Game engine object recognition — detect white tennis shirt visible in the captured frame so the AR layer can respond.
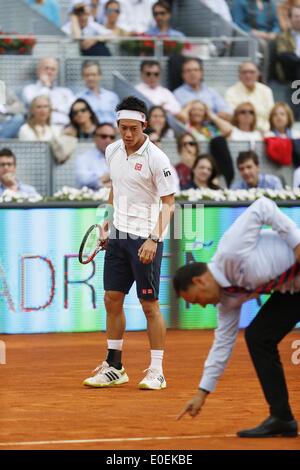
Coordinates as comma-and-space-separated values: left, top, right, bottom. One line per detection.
105, 135, 177, 237
200, 197, 300, 393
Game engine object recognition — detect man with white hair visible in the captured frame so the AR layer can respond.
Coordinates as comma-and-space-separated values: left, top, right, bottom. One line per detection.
22, 57, 75, 126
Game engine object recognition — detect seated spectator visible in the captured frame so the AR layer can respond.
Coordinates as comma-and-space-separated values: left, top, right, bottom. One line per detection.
225, 61, 275, 132
0, 90, 25, 138
231, 150, 283, 189
146, 1, 184, 37
0, 148, 40, 197
103, 0, 127, 36
228, 102, 263, 141
22, 57, 75, 127
18, 96, 61, 142
183, 154, 220, 190
174, 58, 232, 119
78, 60, 119, 124
64, 99, 99, 140
62, 1, 112, 56
264, 101, 300, 167
115, 0, 156, 33
25, 0, 61, 28
201, 0, 232, 23
147, 105, 175, 139
276, 6, 300, 82
231, 0, 280, 41
75, 122, 116, 189
135, 60, 181, 115
277, 0, 300, 31
175, 133, 200, 189
178, 100, 232, 142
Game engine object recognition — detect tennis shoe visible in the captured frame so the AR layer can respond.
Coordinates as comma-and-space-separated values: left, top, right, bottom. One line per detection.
83, 361, 129, 388
138, 368, 166, 390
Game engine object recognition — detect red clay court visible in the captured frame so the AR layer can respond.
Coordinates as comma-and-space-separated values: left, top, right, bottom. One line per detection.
0, 330, 299, 450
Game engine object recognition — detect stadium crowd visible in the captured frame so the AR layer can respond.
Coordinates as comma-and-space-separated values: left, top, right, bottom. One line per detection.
2, 0, 300, 197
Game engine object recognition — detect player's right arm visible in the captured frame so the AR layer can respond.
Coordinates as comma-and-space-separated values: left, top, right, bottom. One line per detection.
177, 305, 241, 420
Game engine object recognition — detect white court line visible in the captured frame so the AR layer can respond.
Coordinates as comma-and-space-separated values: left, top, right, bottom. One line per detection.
0, 434, 237, 447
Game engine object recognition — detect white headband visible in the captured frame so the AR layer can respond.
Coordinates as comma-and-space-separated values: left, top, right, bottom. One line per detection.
116, 110, 146, 122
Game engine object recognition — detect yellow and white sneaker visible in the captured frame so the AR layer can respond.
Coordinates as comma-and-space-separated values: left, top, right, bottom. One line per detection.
138, 368, 166, 390
83, 361, 129, 388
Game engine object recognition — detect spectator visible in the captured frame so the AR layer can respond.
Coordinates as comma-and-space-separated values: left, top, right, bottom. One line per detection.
103, 0, 127, 36
146, 1, 184, 37
62, 1, 112, 56
75, 122, 116, 189
231, 150, 283, 189
277, 0, 300, 31
174, 58, 232, 119
116, 0, 156, 33
147, 105, 175, 139
135, 60, 181, 115
18, 96, 61, 142
276, 6, 300, 82
0, 90, 25, 138
178, 100, 232, 142
0, 148, 40, 197
228, 102, 263, 141
22, 57, 75, 127
183, 154, 220, 190
231, 0, 280, 41
25, 0, 61, 28
265, 101, 300, 167
78, 60, 119, 124
201, 0, 232, 23
175, 133, 200, 189
225, 61, 275, 132
64, 98, 99, 140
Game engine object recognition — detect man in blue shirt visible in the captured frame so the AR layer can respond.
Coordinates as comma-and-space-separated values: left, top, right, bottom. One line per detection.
0, 148, 39, 197
231, 150, 283, 190
231, 0, 280, 41
75, 122, 116, 189
146, 0, 184, 37
174, 58, 232, 119
78, 60, 120, 125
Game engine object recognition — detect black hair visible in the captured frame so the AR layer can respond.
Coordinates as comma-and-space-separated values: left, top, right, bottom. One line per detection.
95, 122, 115, 132
153, 1, 172, 13
191, 153, 220, 190
237, 150, 259, 168
173, 262, 208, 296
147, 105, 170, 138
140, 60, 161, 73
69, 98, 99, 132
116, 96, 148, 119
182, 57, 203, 72
0, 147, 16, 164
105, 0, 120, 9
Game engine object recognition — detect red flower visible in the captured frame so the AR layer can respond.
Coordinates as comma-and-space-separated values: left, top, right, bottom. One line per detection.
0, 47, 5, 54
3, 38, 12, 44
143, 40, 154, 48
18, 47, 26, 54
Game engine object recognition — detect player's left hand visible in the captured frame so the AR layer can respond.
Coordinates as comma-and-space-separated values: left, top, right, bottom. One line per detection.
138, 239, 157, 264
294, 243, 300, 263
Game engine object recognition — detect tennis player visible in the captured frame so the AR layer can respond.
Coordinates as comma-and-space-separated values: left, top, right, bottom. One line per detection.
174, 197, 300, 437
84, 96, 177, 390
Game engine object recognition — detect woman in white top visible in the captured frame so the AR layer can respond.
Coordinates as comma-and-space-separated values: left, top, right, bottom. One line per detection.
18, 96, 61, 142
229, 102, 262, 142
265, 101, 300, 140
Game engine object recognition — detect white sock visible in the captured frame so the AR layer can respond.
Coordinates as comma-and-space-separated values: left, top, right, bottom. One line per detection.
107, 339, 123, 351
150, 350, 164, 372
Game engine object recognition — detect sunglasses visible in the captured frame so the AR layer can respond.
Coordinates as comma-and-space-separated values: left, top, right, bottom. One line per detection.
95, 133, 115, 139
144, 71, 160, 77
238, 109, 255, 115
106, 8, 120, 14
72, 107, 88, 116
183, 141, 197, 147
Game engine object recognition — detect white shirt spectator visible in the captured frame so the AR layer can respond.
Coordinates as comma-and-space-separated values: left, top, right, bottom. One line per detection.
18, 123, 61, 141
22, 81, 75, 127
106, 135, 177, 237
62, 15, 112, 37
201, 0, 232, 23
135, 82, 181, 115
117, 0, 156, 33
230, 127, 262, 142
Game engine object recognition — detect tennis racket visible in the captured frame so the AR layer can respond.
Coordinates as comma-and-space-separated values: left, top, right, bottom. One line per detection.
78, 204, 111, 264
